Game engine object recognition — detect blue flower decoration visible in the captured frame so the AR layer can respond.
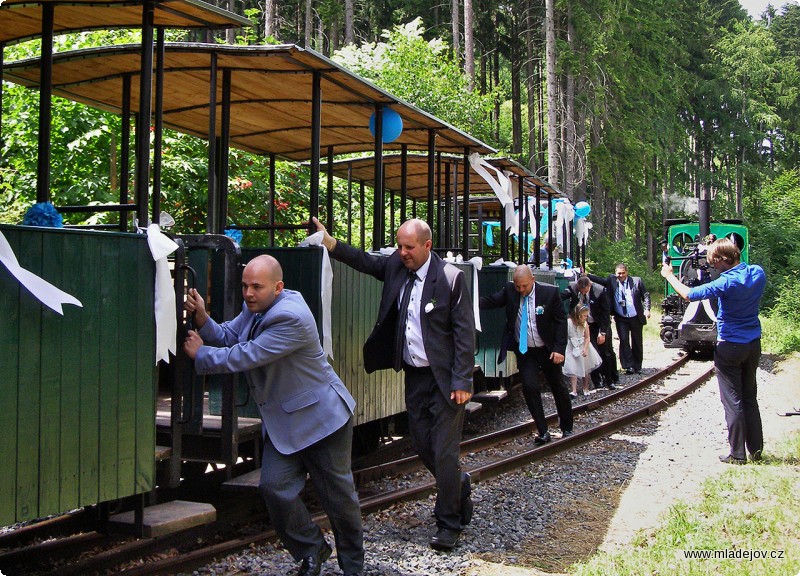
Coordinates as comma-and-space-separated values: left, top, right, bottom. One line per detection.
535, 305, 545, 315
23, 202, 63, 228
224, 227, 243, 244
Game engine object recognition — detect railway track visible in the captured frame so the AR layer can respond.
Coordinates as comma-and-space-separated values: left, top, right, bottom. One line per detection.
0, 354, 713, 576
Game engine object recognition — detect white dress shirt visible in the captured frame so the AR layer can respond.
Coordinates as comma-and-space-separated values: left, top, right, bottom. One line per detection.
401, 253, 432, 367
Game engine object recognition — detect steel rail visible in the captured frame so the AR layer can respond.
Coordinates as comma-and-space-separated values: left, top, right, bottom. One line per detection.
87, 355, 708, 576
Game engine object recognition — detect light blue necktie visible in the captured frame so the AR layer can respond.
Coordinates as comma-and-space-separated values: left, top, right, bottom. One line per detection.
519, 296, 528, 353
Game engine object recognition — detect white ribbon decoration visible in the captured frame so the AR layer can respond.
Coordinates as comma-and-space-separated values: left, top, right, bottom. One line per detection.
299, 232, 334, 360
468, 256, 483, 332
468, 153, 517, 237
554, 202, 575, 253
0, 230, 83, 315
678, 299, 718, 329
146, 224, 179, 364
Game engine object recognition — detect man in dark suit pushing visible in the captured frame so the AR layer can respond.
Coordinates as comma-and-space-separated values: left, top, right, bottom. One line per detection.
480, 265, 572, 444
313, 217, 474, 552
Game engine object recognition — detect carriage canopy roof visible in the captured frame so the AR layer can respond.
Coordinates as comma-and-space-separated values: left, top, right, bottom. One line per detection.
0, 0, 251, 46
2, 42, 497, 162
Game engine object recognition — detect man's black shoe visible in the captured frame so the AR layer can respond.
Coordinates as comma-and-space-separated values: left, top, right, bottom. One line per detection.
750, 450, 763, 462
534, 431, 551, 445
429, 527, 460, 551
298, 542, 332, 576
561, 429, 574, 438
625, 367, 635, 375
719, 454, 747, 465
605, 383, 617, 390
460, 472, 473, 525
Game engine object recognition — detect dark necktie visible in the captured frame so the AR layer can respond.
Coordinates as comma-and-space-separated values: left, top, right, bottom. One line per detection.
519, 296, 529, 353
394, 271, 418, 371
248, 312, 264, 340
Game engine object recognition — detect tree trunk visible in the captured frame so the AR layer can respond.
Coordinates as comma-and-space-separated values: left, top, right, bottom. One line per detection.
493, 35, 500, 143
264, 0, 278, 40
464, 0, 474, 90
511, 42, 522, 155
452, 0, 460, 60
304, 0, 313, 48
344, 0, 355, 45
564, 6, 575, 199
545, 0, 559, 187
525, 0, 538, 172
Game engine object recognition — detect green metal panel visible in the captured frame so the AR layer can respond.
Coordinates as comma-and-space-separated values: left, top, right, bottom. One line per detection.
665, 222, 750, 295
476, 265, 517, 381
0, 225, 156, 526
0, 229, 20, 525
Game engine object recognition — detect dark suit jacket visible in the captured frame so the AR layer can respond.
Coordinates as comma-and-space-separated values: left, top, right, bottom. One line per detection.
330, 242, 475, 400
588, 273, 650, 324
561, 281, 611, 334
480, 280, 567, 364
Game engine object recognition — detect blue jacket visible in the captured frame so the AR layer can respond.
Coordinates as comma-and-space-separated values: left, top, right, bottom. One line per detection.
687, 263, 766, 343
194, 289, 356, 455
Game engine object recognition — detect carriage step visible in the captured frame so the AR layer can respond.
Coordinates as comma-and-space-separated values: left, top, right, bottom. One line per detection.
472, 389, 508, 403
155, 445, 172, 461
465, 401, 483, 415
221, 469, 261, 492
109, 501, 216, 538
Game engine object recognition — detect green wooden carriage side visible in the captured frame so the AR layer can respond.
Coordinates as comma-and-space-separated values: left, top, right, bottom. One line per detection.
0, 225, 157, 526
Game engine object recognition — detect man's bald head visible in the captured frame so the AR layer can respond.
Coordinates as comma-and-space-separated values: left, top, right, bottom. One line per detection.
513, 265, 535, 297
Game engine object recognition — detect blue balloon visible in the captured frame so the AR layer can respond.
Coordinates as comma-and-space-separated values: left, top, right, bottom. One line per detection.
369, 107, 403, 143
575, 201, 591, 218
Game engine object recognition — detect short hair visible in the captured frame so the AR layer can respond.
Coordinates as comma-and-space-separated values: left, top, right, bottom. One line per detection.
400, 218, 432, 244
615, 263, 628, 272
706, 237, 740, 267
576, 277, 591, 290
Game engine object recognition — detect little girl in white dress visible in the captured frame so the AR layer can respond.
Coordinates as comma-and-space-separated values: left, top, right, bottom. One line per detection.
563, 304, 603, 397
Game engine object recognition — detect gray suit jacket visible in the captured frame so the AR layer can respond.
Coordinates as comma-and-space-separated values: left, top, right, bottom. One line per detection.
330, 242, 475, 402
193, 289, 355, 455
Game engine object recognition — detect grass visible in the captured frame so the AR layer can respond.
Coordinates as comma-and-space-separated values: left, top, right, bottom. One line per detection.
570, 432, 800, 576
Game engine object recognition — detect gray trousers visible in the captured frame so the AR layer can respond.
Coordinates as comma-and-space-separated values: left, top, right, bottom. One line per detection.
259, 416, 364, 574
714, 339, 764, 460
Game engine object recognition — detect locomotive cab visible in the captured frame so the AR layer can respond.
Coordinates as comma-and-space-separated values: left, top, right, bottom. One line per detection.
659, 222, 749, 352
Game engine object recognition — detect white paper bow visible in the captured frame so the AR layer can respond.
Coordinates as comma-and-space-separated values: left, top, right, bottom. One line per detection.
469, 153, 517, 237
299, 231, 333, 359
146, 224, 179, 364
0, 230, 83, 315
468, 256, 483, 332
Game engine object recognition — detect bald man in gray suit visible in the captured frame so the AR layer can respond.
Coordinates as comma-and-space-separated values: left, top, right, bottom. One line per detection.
184, 255, 364, 576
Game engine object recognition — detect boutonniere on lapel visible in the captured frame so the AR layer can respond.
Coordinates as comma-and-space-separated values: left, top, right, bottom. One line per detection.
535, 305, 545, 315
425, 298, 437, 313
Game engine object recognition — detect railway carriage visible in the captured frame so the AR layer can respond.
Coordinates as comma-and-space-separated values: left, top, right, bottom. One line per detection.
0, 1, 574, 538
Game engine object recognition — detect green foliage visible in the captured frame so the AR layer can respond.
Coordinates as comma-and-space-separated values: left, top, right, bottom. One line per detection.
332, 18, 497, 145
586, 236, 662, 298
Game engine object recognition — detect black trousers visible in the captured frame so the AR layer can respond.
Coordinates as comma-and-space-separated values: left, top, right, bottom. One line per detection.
615, 316, 644, 371
404, 366, 467, 532
588, 323, 604, 387
589, 323, 618, 385
515, 346, 573, 435
714, 339, 763, 459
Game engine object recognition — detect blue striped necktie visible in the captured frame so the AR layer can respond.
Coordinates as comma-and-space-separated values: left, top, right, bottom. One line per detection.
519, 296, 528, 353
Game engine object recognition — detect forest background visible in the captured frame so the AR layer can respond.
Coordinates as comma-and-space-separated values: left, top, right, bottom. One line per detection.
1, 0, 800, 352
